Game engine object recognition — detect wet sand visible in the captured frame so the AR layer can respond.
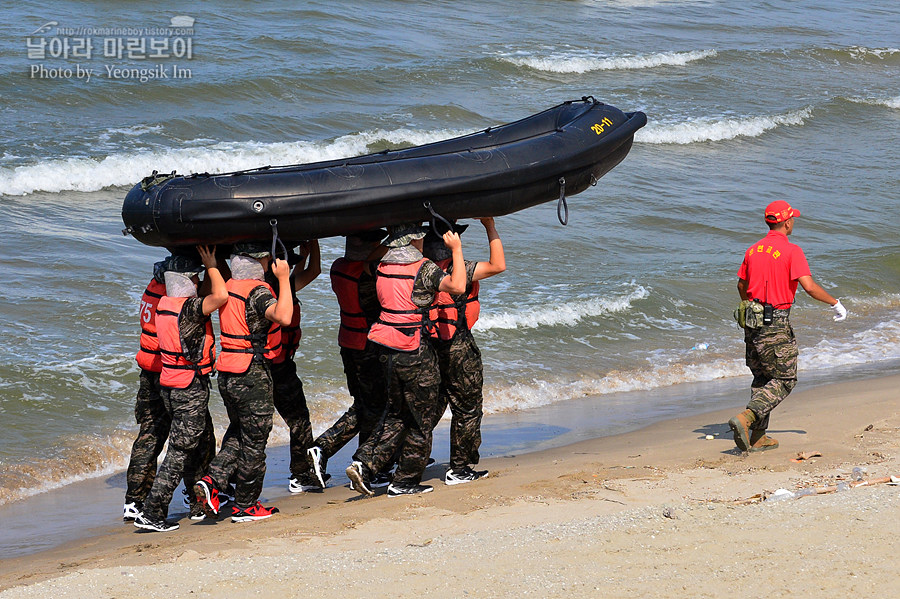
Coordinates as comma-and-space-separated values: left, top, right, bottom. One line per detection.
2, 372, 899, 598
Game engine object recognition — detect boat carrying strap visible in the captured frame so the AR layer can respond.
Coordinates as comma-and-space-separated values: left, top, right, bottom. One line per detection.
557, 177, 568, 225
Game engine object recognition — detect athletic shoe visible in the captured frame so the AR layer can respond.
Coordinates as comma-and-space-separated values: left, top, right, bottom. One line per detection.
387, 482, 433, 497
221, 483, 236, 506
188, 501, 207, 521
346, 461, 374, 496
231, 501, 279, 523
123, 501, 142, 522
289, 472, 324, 493
307, 445, 327, 488
194, 475, 220, 517
134, 513, 180, 532
445, 466, 489, 486
181, 488, 192, 509
370, 472, 392, 489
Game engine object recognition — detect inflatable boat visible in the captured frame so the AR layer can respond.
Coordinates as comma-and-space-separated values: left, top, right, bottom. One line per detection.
122, 97, 646, 249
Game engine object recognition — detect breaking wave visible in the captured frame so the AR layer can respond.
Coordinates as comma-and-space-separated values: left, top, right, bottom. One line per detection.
635, 107, 813, 144
499, 49, 716, 73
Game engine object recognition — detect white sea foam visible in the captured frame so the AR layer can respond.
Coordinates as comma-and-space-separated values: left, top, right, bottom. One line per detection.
848, 95, 900, 110
482, 316, 900, 414
635, 107, 813, 144
501, 49, 716, 74
0, 128, 469, 196
475, 285, 650, 330
846, 46, 900, 60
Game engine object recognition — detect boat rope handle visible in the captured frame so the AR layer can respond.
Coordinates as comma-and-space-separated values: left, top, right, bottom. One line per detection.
269, 219, 289, 262
423, 201, 455, 234
557, 177, 569, 226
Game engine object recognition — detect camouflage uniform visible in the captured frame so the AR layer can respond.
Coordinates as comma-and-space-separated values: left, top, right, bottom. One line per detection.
315, 344, 387, 461
124, 369, 170, 505
141, 298, 216, 521
430, 260, 485, 471
271, 358, 314, 478
206, 285, 277, 509
433, 329, 484, 470
354, 256, 446, 486
315, 268, 387, 462
744, 310, 798, 430
211, 362, 275, 507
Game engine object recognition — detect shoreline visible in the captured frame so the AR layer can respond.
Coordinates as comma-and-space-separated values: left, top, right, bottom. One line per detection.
2, 370, 900, 596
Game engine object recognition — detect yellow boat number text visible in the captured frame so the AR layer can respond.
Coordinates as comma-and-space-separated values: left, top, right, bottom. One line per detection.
591, 118, 614, 135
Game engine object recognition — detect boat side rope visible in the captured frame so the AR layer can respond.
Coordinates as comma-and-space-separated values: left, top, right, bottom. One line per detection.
423, 201, 456, 234
557, 177, 568, 225
269, 219, 289, 261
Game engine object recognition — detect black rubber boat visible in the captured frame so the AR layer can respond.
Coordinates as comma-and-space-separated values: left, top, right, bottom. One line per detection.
122, 97, 646, 250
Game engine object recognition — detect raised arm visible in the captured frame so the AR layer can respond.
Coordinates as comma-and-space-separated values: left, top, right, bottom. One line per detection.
438, 231, 466, 295
198, 245, 228, 315
472, 217, 506, 282
265, 258, 295, 326
292, 240, 321, 291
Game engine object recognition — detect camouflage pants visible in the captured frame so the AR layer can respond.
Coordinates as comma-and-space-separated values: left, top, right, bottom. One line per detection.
433, 331, 484, 470
314, 344, 388, 463
745, 316, 798, 430
142, 375, 215, 520
354, 341, 440, 486
125, 369, 171, 504
271, 359, 313, 479
209, 363, 274, 509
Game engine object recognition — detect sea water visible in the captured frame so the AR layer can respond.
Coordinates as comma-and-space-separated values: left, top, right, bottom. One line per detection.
1, 0, 898, 510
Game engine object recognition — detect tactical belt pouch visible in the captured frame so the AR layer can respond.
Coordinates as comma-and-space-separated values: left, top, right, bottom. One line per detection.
734, 300, 765, 329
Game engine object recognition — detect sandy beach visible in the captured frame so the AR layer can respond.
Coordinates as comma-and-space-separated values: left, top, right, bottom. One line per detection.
1, 372, 898, 598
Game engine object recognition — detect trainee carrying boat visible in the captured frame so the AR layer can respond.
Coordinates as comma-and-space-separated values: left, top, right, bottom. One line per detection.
121, 97, 646, 250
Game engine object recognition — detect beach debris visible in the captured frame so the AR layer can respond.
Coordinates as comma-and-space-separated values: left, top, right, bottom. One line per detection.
662, 506, 677, 519
765, 488, 795, 502
864, 424, 874, 432
887, 476, 900, 486
790, 450, 822, 462
705, 435, 715, 440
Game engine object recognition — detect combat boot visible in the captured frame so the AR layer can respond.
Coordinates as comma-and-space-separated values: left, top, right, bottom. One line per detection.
728, 409, 757, 452
749, 429, 779, 452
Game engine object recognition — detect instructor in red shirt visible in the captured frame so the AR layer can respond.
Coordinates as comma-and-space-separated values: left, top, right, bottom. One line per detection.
729, 201, 847, 453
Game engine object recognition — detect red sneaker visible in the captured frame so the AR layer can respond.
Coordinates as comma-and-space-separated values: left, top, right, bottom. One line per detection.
193, 476, 220, 517
231, 501, 279, 523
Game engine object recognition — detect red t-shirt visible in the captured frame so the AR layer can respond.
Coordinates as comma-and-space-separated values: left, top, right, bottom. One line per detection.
737, 230, 810, 308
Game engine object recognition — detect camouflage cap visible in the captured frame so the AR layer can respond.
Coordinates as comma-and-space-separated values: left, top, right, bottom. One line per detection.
384, 223, 427, 248
232, 241, 272, 259
165, 254, 203, 277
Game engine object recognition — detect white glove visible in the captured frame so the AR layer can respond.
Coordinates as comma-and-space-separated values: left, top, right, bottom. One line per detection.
832, 299, 847, 322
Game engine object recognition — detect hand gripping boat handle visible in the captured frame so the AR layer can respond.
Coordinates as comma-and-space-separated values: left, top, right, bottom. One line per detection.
269, 219, 289, 262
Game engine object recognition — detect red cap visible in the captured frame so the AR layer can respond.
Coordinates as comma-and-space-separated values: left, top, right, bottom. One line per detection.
764, 200, 800, 224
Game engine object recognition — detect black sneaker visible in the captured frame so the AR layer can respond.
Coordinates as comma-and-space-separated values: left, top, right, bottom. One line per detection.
387, 482, 433, 497
188, 501, 207, 521
123, 500, 142, 522
370, 471, 392, 488
346, 461, 374, 496
134, 513, 180, 532
289, 472, 324, 494
445, 466, 489, 486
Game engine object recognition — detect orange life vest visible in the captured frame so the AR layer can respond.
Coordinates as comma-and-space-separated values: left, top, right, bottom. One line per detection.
272, 299, 301, 364
331, 258, 370, 350
156, 296, 216, 389
367, 259, 428, 352
136, 279, 166, 372
428, 258, 480, 341
216, 278, 282, 374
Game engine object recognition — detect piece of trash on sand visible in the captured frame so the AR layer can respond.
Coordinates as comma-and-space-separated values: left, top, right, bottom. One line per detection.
791, 450, 822, 462
887, 476, 900, 486
765, 488, 795, 502
705, 434, 715, 440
